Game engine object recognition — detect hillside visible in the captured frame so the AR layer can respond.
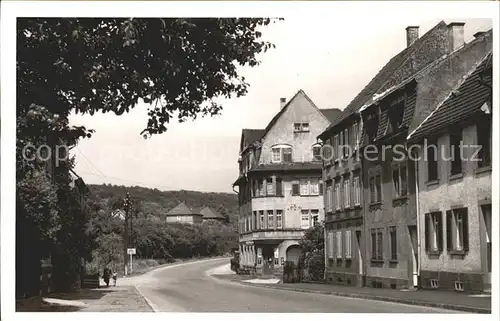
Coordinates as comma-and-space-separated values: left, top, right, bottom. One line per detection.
88, 184, 239, 229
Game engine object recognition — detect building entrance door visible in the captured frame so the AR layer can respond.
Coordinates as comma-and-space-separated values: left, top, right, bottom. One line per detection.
482, 204, 492, 288
262, 246, 275, 276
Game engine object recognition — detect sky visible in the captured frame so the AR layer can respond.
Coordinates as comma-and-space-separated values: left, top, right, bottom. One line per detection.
69, 15, 492, 194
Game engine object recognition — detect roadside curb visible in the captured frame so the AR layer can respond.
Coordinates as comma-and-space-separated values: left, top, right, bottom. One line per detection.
233, 282, 491, 314
134, 285, 159, 312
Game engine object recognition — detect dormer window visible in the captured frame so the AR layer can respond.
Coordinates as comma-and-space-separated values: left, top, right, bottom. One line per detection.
272, 145, 293, 163
388, 96, 405, 131
365, 113, 379, 143
294, 123, 310, 132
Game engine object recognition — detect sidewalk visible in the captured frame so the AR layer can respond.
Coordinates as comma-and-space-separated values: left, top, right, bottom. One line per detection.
16, 286, 153, 312
213, 274, 491, 313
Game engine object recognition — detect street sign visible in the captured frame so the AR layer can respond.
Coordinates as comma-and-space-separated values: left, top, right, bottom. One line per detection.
127, 248, 136, 255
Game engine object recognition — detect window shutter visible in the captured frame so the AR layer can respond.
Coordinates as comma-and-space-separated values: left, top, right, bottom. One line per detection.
446, 210, 452, 251
437, 213, 443, 251
463, 210, 469, 252
425, 214, 430, 252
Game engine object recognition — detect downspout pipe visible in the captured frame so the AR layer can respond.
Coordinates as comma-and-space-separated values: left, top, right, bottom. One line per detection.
412, 145, 421, 288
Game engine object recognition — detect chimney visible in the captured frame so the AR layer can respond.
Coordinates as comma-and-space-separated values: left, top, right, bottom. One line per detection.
473, 31, 485, 39
406, 26, 419, 47
448, 22, 465, 52
280, 97, 286, 109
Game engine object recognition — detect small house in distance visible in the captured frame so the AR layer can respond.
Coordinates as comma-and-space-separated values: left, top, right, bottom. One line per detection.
165, 202, 203, 225
200, 206, 226, 223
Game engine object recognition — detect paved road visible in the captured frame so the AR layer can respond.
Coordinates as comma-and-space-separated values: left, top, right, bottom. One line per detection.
122, 258, 457, 313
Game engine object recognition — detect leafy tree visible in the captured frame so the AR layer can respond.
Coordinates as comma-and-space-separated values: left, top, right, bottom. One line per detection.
17, 18, 278, 295
299, 222, 325, 282
17, 18, 280, 137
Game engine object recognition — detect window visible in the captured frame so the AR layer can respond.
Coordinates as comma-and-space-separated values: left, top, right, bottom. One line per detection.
301, 210, 310, 229
335, 182, 341, 210
339, 131, 344, 159
392, 164, 407, 198
365, 114, 379, 143
388, 97, 405, 131
353, 122, 360, 150
323, 139, 333, 160
371, 228, 383, 261
313, 145, 322, 162
272, 146, 293, 163
276, 210, 283, 228
276, 178, 283, 196
449, 130, 463, 175
266, 178, 274, 196
343, 128, 349, 158
477, 115, 492, 168
345, 230, 352, 259
425, 212, 443, 252
326, 184, 332, 212
283, 148, 292, 162
311, 209, 319, 225
334, 134, 339, 160
427, 138, 438, 181
294, 123, 309, 132
272, 148, 281, 163
446, 208, 469, 252
292, 182, 300, 196
267, 210, 274, 229
344, 179, 351, 208
353, 176, 361, 206
259, 211, 265, 229
336, 231, 342, 259
389, 226, 397, 260
369, 174, 382, 203
253, 211, 257, 230
259, 179, 265, 197
300, 179, 309, 196
319, 181, 324, 195
310, 178, 319, 195
328, 232, 334, 259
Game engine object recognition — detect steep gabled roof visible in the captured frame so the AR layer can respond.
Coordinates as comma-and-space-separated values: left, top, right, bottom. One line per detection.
319, 21, 448, 139
261, 89, 328, 140
240, 128, 265, 153
408, 51, 492, 142
319, 108, 342, 122
200, 207, 224, 219
166, 202, 195, 216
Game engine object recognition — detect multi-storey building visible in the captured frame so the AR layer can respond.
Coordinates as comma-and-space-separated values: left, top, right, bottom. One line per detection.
407, 37, 492, 292
233, 90, 340, 276
359, 25, 491, 290
318, 21, 457, 288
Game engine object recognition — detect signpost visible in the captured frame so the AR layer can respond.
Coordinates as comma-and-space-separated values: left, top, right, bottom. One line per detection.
127, 248, 136, 274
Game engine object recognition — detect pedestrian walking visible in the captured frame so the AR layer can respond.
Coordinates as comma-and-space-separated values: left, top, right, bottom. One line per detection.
103, 267, 111, 287
112, 271, 117, 286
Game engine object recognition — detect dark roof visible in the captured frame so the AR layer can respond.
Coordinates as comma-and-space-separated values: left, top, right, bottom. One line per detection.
319, 108, 342, 122
200, 207, 224, 219
166, 202, 202, 216
407, 29, 492, 139
409, 52, 492, 141
241, 129, 265, 151
249, 162, 323, 173
319, 21, 448, 139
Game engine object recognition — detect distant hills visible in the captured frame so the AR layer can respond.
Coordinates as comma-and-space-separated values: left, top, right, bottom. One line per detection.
88, 184, 239, 230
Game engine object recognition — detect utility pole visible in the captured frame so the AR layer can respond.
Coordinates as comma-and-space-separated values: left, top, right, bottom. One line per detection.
123, 192, 133, 276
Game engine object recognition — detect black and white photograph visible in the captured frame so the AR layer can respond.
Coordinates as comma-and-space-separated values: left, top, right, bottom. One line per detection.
1, 0, 499, 318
